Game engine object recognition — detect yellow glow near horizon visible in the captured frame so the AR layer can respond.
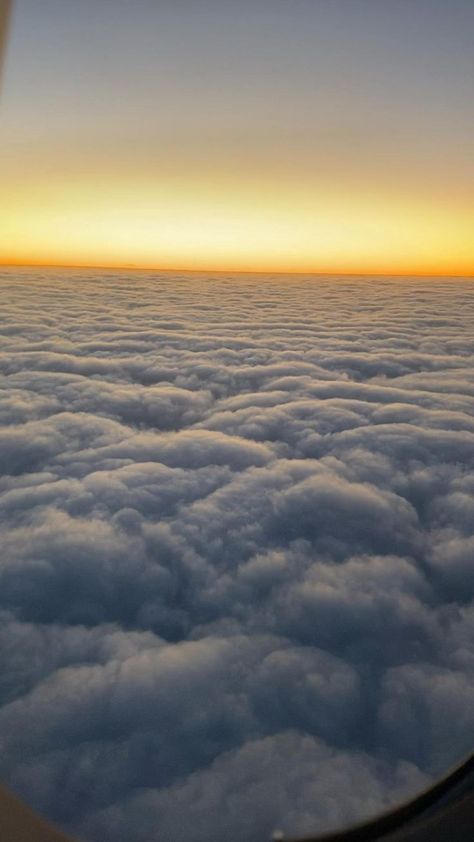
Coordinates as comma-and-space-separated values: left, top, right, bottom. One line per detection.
1, 169, 473, 275
2, 3, 474, 276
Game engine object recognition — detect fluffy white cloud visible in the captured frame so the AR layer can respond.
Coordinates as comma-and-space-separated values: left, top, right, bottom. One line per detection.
0, 269, 473, 841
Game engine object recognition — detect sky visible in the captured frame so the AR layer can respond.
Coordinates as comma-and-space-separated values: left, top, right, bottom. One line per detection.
0, 0, 473, 273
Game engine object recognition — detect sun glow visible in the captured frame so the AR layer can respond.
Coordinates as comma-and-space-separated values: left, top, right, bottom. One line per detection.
1, 0, 473, 276
1, 171, 473, 274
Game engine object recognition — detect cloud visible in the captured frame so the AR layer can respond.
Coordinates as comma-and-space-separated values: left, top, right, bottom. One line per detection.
78, 733, 427, 842
0, 269, 473, 841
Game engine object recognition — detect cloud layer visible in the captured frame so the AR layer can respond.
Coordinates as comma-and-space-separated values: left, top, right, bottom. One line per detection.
0, 269, 473, 841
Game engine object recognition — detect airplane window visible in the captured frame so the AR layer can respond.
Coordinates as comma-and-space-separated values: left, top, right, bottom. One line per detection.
0, 2, 473, 841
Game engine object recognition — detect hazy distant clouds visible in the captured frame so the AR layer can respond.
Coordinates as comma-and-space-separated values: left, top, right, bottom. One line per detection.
0, 270, 473, 841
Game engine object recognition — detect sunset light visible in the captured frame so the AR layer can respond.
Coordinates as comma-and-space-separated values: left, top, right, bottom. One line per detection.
1, 0, 473, 274
2, 173, 474, 275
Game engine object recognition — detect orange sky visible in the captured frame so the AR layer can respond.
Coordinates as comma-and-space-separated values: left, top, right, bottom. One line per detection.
1, 1, 473, 275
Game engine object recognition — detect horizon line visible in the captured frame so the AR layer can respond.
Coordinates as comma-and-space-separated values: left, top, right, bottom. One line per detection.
1, 261, 473, 279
